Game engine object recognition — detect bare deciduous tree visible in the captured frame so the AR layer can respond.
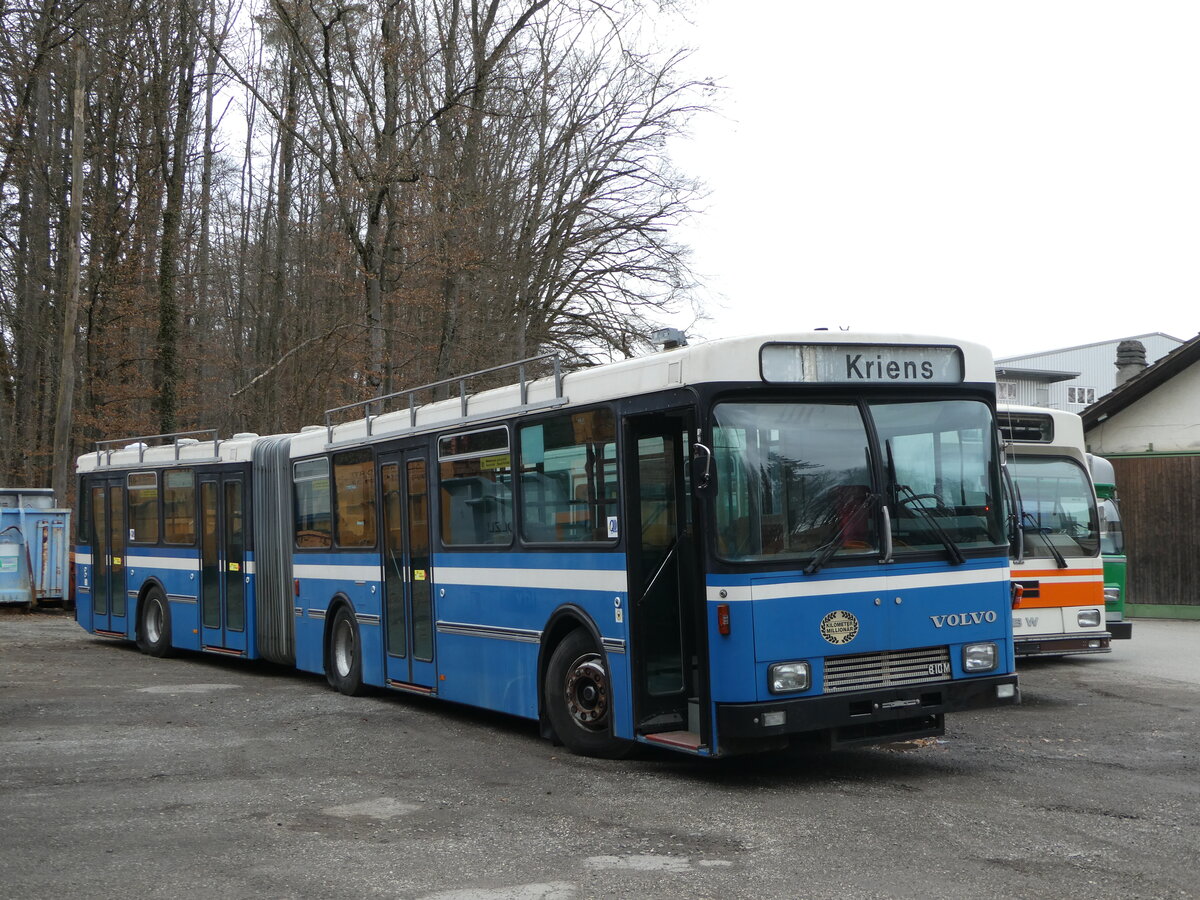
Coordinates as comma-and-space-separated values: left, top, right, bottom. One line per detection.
0, 0, 711, 494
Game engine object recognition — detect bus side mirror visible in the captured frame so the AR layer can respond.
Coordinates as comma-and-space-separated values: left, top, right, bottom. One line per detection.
692, 443, 717, 497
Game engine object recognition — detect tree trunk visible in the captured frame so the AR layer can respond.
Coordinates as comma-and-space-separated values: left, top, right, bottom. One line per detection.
51, 38, 87, 505
155, 0, 197, 435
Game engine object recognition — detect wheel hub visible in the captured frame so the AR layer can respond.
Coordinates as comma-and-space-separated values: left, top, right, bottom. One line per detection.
565, 654, 608, 731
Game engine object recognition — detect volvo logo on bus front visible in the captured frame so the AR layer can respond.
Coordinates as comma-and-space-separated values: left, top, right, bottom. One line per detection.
930, 611, 998, 628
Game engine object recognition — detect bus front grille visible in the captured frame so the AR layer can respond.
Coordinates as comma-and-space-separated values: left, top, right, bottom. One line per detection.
823, 646, 952, 693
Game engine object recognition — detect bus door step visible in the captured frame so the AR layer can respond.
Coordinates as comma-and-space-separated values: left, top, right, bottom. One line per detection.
387, 679, 436, 696
203, 645, 247, 657
642, 731, 703, 752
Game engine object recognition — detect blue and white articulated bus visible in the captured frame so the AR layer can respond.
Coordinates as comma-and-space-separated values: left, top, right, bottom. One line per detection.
74, 331, 1018, 758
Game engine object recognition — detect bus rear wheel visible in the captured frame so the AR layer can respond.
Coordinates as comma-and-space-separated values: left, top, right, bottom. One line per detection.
545, 629, 632, 759
137, 587, 175, 658
327, 606, 366, 696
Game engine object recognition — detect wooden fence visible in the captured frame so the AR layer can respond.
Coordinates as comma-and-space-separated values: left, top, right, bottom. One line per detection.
1110, 454, 1200, 608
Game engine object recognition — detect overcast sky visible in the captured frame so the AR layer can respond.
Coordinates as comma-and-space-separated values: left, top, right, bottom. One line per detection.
665, 1, 1198, 359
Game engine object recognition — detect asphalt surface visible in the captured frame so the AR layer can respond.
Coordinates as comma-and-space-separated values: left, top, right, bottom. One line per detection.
1, 613, 1197, 899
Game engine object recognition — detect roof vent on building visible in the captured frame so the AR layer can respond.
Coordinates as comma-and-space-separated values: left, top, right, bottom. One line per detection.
1115, 339, 1148, 387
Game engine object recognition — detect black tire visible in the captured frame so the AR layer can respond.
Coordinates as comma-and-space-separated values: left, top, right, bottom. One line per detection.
544, 629, 633, 759
327, 605, 366, 696
137, 587, 175, 658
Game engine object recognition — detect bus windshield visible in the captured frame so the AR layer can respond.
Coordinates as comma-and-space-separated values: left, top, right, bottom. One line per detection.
1010, 456, 1100, 558
712, 398, 1004, 563
871, 399, 1004, 555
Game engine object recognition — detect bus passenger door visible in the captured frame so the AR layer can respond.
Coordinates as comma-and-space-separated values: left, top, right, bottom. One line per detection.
380, 452, 437, 690
90, 479, 128, 636
199, 474, 247, 654
624, 410, 700, 737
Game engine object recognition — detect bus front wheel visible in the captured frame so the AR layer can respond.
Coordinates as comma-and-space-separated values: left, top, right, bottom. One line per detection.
327, 606, 366, 696
545, 629, 632, 759
137, 587, 175, 658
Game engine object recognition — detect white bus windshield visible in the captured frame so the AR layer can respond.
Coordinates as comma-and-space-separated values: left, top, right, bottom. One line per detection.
712, 399, 1004, 563
1010, 457, 1101, 559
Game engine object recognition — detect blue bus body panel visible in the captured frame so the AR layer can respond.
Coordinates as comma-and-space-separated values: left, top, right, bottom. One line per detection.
707, 558, 1012, 704
126, 547, 203, 649
74, 545, 92, 631
75, 544, 262, 657
241, 550, 258, 657
293, 552, 383, 679
435, 552, 631, 735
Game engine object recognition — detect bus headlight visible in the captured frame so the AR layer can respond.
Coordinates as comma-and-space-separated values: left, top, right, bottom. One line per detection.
768, 661, 811, 694
1103, 586, 1121, 604
962, 642, 998, 673
1077, 609, 1102, 628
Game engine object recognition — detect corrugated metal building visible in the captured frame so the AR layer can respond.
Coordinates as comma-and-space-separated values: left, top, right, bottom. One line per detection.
995, 333, 1186, 409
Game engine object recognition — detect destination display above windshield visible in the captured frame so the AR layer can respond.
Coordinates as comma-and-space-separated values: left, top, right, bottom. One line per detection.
761, 343, 964, 384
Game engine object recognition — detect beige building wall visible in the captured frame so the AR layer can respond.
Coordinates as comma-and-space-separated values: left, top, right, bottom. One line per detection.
1085, 364, 1200, 455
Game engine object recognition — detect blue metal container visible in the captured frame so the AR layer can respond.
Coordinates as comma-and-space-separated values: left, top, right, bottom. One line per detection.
0, 489, 72, 607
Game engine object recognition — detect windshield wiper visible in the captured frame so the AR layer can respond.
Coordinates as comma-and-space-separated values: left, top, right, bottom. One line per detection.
1021, 511, 1068, 568
884, 439, 964, 566
894, 482, 966, 566
804, 492, 879, 576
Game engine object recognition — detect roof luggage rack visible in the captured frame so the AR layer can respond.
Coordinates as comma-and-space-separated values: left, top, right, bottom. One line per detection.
93, 429, 220, 467
322, 353, 566, 443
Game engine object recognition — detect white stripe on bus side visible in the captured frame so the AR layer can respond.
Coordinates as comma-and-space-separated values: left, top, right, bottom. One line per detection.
434, 566, 628, 593
126, 555, 200, 572
293, 563, 381, 582
711, 567, 1012, 603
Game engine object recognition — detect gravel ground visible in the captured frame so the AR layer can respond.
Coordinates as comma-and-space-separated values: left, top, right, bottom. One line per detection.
2, 612, 1197, 900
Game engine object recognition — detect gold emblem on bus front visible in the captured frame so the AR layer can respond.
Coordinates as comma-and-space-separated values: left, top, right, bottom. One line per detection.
820, 610, 859, 645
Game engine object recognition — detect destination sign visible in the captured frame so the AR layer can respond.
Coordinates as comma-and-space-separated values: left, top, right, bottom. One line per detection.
761, 343, 963, 384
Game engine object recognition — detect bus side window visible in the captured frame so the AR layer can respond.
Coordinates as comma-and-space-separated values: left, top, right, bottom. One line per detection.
162, 469, 196, 544
438, 427, 513, 547
518, 408, 617, 543
440, 470, 512, 545
127, 472, 159, 543
294, 458, 332, 549
333, 449, 376, 548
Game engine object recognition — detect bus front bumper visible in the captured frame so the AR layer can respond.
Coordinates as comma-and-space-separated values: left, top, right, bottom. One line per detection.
1015, 633, 1111, 657
715, 673, 1019, 748
1108, 620, 1133, 640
